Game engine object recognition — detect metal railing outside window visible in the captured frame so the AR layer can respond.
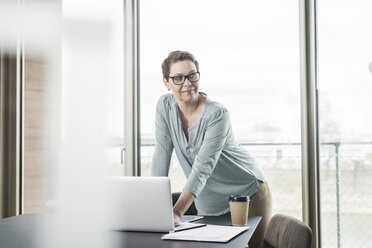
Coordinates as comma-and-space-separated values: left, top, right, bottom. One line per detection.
140, 140, 372, 247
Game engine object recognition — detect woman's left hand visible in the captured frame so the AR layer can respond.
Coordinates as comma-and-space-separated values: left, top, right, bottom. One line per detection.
173, 190, 196, 223
173, 212, 181, 224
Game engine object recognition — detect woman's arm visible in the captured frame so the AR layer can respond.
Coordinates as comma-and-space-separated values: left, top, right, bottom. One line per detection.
151, 99, 174, 176
184, 109, 231, 197
173, 109, 231, 220
173, 190, 195, 223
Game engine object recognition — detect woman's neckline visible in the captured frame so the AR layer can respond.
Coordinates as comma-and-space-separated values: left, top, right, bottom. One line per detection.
175, 93, 207, 141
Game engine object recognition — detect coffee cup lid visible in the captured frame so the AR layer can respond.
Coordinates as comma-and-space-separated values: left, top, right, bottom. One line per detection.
229, 195, 250, 202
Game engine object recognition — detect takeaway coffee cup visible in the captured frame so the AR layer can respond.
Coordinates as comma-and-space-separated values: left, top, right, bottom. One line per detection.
229, 195, 250, 226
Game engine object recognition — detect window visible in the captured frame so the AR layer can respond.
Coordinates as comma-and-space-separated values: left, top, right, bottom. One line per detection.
22, 0, 125, 214
140, 0, 302, 219
318, 1, 372, 247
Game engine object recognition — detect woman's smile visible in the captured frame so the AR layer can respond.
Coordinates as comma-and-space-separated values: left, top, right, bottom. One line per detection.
181, 88, 195, 93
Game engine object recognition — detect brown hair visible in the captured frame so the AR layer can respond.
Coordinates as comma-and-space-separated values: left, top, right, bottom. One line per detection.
161, 51, 199, 81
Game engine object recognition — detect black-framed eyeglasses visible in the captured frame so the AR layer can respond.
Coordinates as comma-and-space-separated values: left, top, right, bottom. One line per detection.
168, 72, 200, 85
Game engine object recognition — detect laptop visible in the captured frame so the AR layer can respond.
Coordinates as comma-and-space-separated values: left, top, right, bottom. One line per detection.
104, 176, 175, 232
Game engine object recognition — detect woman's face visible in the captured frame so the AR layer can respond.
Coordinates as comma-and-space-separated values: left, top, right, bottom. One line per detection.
164, 60, 199, 104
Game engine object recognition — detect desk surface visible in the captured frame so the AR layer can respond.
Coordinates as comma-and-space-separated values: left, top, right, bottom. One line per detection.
0, 214, 261, 248
118, 215, 261, 248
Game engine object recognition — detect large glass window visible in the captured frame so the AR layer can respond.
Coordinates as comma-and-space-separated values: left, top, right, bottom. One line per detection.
140, 0, 302, 218
22, 0, 125, 214
318, 1, 372, 247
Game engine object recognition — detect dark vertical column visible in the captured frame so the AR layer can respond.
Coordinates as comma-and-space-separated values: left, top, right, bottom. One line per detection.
299, 0, 320, 247
0, 50, 22, 219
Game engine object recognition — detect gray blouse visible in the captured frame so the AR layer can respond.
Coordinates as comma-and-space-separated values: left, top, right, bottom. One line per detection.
151, 93, 266, 216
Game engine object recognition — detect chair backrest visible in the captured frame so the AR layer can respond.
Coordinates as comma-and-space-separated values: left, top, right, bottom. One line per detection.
261, 214, 313, 248
172, 192, 198, 215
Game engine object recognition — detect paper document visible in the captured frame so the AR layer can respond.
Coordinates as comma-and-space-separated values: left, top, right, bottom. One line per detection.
162, 224, 249, 242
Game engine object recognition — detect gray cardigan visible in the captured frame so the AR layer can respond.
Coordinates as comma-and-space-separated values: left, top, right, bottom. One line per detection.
151, 93, 266, 215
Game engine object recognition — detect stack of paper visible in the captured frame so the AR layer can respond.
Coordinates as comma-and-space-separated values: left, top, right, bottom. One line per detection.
162, 224, 249, 243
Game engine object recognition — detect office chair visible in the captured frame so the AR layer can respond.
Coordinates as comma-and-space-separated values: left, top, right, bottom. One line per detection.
261, 214, 313, 248
171, 192, 198, 215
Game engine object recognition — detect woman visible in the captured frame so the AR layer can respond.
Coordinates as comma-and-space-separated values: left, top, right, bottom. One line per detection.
151, 51, 271, 248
